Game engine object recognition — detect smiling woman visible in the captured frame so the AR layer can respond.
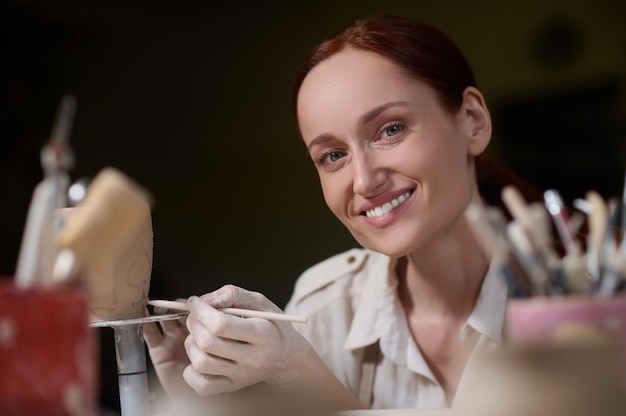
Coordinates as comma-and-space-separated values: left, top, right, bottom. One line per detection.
296, 47, 491, 258
144, 14, 543, 413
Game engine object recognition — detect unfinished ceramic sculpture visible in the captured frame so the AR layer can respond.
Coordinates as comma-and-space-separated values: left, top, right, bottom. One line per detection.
55, 168, 153, 321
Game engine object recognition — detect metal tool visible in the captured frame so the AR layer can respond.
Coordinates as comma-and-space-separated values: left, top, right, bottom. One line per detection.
15, 95, 76, 287
90, 312, 187, 416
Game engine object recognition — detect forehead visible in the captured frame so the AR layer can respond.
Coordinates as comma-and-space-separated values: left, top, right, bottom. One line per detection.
297, 48, 432, 138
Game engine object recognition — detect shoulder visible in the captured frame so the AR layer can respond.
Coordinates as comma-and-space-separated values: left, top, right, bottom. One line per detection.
288, 247, 374, 307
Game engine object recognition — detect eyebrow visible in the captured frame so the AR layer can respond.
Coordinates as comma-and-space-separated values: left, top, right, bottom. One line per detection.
306, 101, 409, 151
307, 134, 332, 152
359, 101, 408, 125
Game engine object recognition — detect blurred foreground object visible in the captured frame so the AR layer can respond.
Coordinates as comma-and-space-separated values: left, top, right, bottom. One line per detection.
0, 280, 98, 415
459, 343, 626, 416
506, 294, 626, 377
153, 383, 335, 416
15, 95, 76, 287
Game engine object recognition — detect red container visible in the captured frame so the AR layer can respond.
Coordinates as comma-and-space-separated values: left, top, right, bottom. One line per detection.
506, 294, 626, 378
0, 279, 98, 415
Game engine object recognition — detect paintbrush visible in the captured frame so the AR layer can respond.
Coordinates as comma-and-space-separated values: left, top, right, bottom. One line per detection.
464, 203, 532, 297
544, 189, 589, 293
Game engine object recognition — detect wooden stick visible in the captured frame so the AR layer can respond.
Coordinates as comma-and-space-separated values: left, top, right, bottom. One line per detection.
147, 299, 307, 324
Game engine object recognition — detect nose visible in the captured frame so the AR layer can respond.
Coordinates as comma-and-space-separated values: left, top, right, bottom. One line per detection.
352, 150, 386, 197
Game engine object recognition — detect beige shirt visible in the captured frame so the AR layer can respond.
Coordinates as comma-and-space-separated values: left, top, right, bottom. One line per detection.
284, 248, 508, 410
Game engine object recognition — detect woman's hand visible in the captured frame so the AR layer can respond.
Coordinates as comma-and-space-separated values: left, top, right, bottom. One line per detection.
182, 285, 312, 395
144, 309, 196, 398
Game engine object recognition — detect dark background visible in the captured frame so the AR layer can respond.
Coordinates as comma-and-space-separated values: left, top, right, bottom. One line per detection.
1, 0, 625, 413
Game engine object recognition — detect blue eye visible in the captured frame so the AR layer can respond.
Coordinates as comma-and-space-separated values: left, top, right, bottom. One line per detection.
316, 149, 345, 167
384, 124, 402, 137
328, 151, 343, 162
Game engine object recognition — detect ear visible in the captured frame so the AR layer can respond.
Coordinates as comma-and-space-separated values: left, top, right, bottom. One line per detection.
457, 86, 492, 156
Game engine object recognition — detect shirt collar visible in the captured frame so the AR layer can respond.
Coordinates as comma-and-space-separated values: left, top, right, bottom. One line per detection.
462, 261, 509, 345
344, 251, 396, 350
343, 252, 508, 350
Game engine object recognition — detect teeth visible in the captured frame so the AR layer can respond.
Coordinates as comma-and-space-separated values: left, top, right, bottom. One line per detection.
365, 192, 411, 218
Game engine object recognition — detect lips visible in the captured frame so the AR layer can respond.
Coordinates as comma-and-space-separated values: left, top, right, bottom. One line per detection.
361, 191, 413, 218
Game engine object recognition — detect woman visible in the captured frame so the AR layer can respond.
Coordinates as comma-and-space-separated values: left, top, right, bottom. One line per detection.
145, 14, 529, 410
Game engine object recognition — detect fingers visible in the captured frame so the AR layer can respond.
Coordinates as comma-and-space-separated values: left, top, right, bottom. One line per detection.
187, 296, 276, 345
200, 285, 282, 313
185, 298, 281, 379
185, 335, 238, 375
150, 304, 188, 336
143, 321, 163, 349
144, 306, 189, 356
180, 287, 310, 395
183, 364, 241, 395
160, 315, 188, 335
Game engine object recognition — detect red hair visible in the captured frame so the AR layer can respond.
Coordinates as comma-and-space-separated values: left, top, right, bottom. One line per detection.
292, 15, 546, 213
292, 15, 476, 116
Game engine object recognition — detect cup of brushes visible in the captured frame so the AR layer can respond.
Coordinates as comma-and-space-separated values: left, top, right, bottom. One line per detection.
463, 183, 626, 415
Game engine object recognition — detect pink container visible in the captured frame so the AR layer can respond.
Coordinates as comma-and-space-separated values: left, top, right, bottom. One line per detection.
0, 279, 98, 415
506, 294, 626, 377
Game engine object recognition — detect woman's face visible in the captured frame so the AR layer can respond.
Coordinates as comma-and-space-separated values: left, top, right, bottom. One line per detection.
297, 48, 487, 257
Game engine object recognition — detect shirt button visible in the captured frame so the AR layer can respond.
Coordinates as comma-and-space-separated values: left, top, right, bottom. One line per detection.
347, 256, 356, 264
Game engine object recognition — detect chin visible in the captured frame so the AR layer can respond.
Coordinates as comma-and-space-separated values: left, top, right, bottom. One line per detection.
354, 235, 416, 258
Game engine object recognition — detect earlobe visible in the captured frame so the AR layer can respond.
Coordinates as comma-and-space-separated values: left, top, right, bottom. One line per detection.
460, 87, 492, 156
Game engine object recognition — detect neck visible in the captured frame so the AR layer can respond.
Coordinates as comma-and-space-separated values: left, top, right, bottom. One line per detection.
397, 216, 490, 318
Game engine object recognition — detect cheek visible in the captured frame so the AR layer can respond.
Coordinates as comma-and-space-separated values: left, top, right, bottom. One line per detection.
415, 132, 469, 175
320, 176, 348, 219
395, 142, 440, 178
404, 137, 472, 203
422, 142, 475, 206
